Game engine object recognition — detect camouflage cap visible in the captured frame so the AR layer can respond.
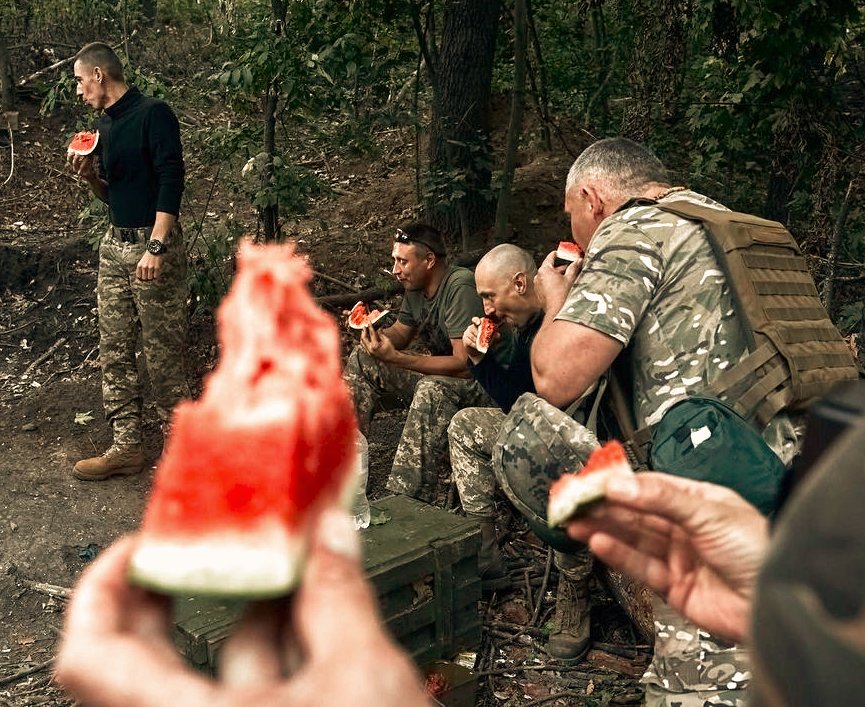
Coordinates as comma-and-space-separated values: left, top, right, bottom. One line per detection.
492, 392, 600, 553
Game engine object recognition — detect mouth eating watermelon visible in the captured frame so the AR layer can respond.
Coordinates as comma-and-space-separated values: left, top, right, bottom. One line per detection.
67, 130, 99, 156
347, 300, 389, 329
546, 440, 634, 527
129, 240, 359, 598
475, 317, 497, 354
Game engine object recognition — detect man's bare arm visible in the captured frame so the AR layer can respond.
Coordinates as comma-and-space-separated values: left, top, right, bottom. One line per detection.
362, 327, 471, 378
379, 320, 414, 350
531, 318, 622, 408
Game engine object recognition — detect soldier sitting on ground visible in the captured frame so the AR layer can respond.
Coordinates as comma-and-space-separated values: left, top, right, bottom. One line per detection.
343, 222, 492, 503
448, 243, 581, 594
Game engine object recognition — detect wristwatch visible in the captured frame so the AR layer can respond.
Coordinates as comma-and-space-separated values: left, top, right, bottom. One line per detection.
146, 239, 168, 255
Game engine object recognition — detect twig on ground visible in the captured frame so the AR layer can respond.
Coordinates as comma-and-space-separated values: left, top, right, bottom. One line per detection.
0, 659, 54, 687
23, 580, 71, 600
21, 338, 67, 379
524, 568, 534, 617
532, 547, 553, 626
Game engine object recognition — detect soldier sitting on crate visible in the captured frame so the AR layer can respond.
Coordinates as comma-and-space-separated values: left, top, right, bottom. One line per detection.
493, 137, 857, 679
343, 222, 493, 504
448, 244, 586, 592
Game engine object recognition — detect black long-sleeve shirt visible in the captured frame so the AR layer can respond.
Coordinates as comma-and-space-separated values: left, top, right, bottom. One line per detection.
96, 86, 185, 227
468, 311, 542, 413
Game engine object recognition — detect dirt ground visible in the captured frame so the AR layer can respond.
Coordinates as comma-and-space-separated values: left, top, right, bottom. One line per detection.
0, 95, 651, 705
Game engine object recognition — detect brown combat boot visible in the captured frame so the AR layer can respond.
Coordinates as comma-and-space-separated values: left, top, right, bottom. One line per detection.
546, 550, 592, 661
469, 514, 510, 593
73, 444, 145, 481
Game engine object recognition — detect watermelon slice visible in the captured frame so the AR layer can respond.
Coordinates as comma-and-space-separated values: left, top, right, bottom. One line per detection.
475, 317, 497, 354
129, 240, 359, 598
554, 240, 585, 268
546, 440, 634, 527
67, 130, 99, 156
347, 300, 390, 330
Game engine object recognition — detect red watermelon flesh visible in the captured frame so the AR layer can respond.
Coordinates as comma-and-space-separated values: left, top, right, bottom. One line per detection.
67, 130, 99, 156
347, 300, 389, 329
546, 440, 633, 527
130, 240, 359, 598
475, 317, 497, 354
556, 241, 586, 263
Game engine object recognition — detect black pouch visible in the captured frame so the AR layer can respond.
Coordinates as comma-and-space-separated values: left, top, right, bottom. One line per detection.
649, 396, 788, 516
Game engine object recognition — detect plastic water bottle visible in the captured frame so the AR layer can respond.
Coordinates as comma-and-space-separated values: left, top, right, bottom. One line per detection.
352, 432, 371, 529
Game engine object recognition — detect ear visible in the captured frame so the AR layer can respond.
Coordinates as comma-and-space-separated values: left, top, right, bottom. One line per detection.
425, 251, 436, 270
582, 185, 605, 217
513, 272, 527, 295
93, 66, 104, 83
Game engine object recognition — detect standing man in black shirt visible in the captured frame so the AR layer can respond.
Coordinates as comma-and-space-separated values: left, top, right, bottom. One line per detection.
68, 42, 189, 480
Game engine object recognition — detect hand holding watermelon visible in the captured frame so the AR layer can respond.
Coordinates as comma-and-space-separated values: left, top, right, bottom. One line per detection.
535, 249, 583, 314
463, 316, 498, 363
55, 509, 430, 707
562, 471, 769, 643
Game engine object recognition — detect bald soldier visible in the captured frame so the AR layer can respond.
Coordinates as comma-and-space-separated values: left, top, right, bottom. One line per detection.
448, 244, 581, 592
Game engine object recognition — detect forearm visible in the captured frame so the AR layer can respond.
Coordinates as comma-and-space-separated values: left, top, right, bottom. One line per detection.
87, 176, 109, 203
387, 351, 470, 378
150, 211, 177, 242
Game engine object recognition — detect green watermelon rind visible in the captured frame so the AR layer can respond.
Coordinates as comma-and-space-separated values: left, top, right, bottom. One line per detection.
546, 458, 632, 528
67, 130, 99, 156
129, 460, 361, 598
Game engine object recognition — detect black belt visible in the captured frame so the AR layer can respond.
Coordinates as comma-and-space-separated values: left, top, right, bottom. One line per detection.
110, 225, 150, 244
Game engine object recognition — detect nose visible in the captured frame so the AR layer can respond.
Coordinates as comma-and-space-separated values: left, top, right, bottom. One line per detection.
483, 301, 495, 317
391, 262, 400, 276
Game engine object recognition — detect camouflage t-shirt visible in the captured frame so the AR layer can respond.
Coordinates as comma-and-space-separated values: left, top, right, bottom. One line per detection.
398, 265, 483, 356
555, 190, 748, 428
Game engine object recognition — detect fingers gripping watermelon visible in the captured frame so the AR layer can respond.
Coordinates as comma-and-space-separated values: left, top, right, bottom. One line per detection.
554, 241, 584, 268
546, 440, 634, 527
130, 240, 359, 598
67, 130, 99, 156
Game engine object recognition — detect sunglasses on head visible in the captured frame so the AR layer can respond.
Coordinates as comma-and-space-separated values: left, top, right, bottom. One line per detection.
394, 228, 411, 243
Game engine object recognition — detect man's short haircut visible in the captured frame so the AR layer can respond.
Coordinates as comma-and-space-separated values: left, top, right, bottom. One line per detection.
75, 42, 124, 82
566, 137, 669, 197
478, 243, 537, 279
394, 222, 447, 258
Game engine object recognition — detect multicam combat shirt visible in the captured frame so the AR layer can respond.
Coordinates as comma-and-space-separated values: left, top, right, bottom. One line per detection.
555, 190, 749, 428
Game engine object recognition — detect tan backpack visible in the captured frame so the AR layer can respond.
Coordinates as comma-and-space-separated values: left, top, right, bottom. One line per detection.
657, 200, 859, 426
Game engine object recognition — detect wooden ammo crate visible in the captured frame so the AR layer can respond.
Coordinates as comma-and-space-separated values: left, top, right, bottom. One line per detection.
173, 495, 482, 673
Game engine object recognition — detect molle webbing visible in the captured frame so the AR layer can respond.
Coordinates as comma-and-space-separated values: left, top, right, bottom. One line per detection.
654, 200, 859, 427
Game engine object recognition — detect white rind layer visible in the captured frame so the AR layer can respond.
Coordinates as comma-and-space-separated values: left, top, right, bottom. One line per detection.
129, 517, 306, 598
546, 460, 633, 527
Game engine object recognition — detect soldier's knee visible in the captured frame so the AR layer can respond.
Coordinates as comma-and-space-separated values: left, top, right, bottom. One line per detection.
411, 376, 447, 406
448, 408, 473, 438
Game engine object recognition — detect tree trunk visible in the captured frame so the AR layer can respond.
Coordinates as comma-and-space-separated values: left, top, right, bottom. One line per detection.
140, 0, 157, 24
427, 0, 501, 251
494, 0, 528, 243
261, 85, 278, 242
0, 36, 15, 113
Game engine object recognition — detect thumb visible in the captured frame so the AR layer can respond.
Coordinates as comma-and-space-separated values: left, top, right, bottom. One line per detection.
292, 507, 385, 661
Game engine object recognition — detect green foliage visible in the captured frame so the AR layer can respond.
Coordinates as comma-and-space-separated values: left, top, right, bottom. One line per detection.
240, 153, 324, 214
838, 301, 865, 336
186, 221, 244, 312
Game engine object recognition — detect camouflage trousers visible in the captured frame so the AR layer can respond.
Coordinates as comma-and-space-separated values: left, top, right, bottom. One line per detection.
344, 347, 492, 502
97, 230, 190, 447
448, 407, 505, 517
642, 596, 750, 706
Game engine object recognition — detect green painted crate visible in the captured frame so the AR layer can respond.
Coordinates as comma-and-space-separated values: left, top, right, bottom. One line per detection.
173, 495, 482, 673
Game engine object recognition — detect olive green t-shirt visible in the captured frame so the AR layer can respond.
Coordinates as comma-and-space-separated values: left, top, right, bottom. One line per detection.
398, 265, 483, 356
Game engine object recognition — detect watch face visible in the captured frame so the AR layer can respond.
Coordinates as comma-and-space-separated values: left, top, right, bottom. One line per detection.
147, 239, 167, 255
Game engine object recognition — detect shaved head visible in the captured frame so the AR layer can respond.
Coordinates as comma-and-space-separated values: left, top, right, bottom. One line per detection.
476, 244, 537, 283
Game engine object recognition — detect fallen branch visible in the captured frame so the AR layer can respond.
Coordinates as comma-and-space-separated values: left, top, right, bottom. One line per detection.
0, 659, 54, 687
315, 282, 402, 309
18, 36, 132, 86
312, 270, 359, 293
21, 337, 67, 379
24, 580, 71, 600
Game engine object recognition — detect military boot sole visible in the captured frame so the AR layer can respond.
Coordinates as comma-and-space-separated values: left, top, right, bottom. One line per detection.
545, 635, 591, 663
72, 462, 146, 481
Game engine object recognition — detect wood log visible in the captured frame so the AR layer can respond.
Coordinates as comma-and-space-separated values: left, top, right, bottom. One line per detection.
315, 281, 403, 308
